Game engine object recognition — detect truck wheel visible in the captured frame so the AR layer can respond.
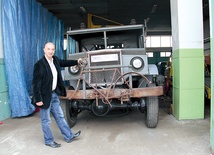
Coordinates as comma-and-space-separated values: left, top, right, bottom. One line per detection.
61, 86, 78, 128
145, 84, 159, 128
64, 100, 78, 128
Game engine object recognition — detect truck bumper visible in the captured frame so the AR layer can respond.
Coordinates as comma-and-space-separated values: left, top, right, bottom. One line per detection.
60, 86, 163, 100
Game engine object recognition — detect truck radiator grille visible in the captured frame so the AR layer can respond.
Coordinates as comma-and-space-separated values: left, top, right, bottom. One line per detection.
89, 51, 123, 85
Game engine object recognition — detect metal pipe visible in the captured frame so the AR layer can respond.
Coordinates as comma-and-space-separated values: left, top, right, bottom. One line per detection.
104, 31, 107, 48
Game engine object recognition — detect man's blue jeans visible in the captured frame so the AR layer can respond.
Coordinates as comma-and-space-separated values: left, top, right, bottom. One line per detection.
39, 92, 74, 144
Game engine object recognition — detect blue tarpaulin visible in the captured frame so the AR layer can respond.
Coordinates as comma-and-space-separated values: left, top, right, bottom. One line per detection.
1, 0, 64, 117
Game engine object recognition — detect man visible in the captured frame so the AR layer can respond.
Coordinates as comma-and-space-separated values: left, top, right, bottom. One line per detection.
32, 42, 81, 148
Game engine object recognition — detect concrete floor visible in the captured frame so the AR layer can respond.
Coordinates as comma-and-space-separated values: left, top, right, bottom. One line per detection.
0, 101, 211, 155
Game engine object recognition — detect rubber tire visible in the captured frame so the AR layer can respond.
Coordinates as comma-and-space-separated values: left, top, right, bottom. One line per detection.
145, 96, 159, 128
66, 100, 78, 128
145, 84, 159, 128
61, 86, 78, 128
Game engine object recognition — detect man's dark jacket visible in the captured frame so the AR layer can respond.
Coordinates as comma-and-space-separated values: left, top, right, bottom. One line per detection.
32, 56, 78, 109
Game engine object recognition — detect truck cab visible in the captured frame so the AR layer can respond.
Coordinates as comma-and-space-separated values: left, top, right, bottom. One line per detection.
63, 24, 163, 128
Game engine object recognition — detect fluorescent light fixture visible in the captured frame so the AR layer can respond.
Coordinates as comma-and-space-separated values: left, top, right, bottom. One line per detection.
80, 6, 86, 13
151, 4, 157, 13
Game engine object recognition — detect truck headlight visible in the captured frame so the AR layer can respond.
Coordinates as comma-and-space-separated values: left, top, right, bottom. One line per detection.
130, 57, 144, 70
69, 66, 80, 74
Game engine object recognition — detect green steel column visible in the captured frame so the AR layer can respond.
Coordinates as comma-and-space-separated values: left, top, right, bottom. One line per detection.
0, 0, 11, 121
170, 0, 204, 119
0, 59, 10, 121
210, 0, 214, 152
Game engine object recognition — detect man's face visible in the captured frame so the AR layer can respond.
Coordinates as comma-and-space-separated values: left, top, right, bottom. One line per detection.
44, 43, 55, 60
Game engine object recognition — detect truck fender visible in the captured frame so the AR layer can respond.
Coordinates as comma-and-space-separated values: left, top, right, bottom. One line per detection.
148, 64, 159, 75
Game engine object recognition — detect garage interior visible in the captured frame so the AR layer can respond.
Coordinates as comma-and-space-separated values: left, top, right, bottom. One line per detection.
0, 0, 212, 154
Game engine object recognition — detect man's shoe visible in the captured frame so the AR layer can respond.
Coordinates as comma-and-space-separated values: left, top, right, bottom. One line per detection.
67, 131, 81, 143
45, 141, 61, 148
73, 130, 81, 138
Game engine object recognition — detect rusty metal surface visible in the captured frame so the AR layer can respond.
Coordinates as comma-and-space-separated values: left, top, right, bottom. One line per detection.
61, 59, 163, 105
60, 86, 163, 100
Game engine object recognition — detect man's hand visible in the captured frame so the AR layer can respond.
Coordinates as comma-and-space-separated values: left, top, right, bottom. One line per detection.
78, 58, 83, 64
36, 101, 43, 106
78, 58, 87, 67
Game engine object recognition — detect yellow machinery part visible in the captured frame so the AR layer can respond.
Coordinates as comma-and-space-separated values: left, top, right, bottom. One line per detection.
205, 85, 211, 99
87, 13, 124, 28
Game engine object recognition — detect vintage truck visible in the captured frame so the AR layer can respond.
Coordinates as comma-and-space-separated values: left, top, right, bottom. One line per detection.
62, 24, 163, 128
